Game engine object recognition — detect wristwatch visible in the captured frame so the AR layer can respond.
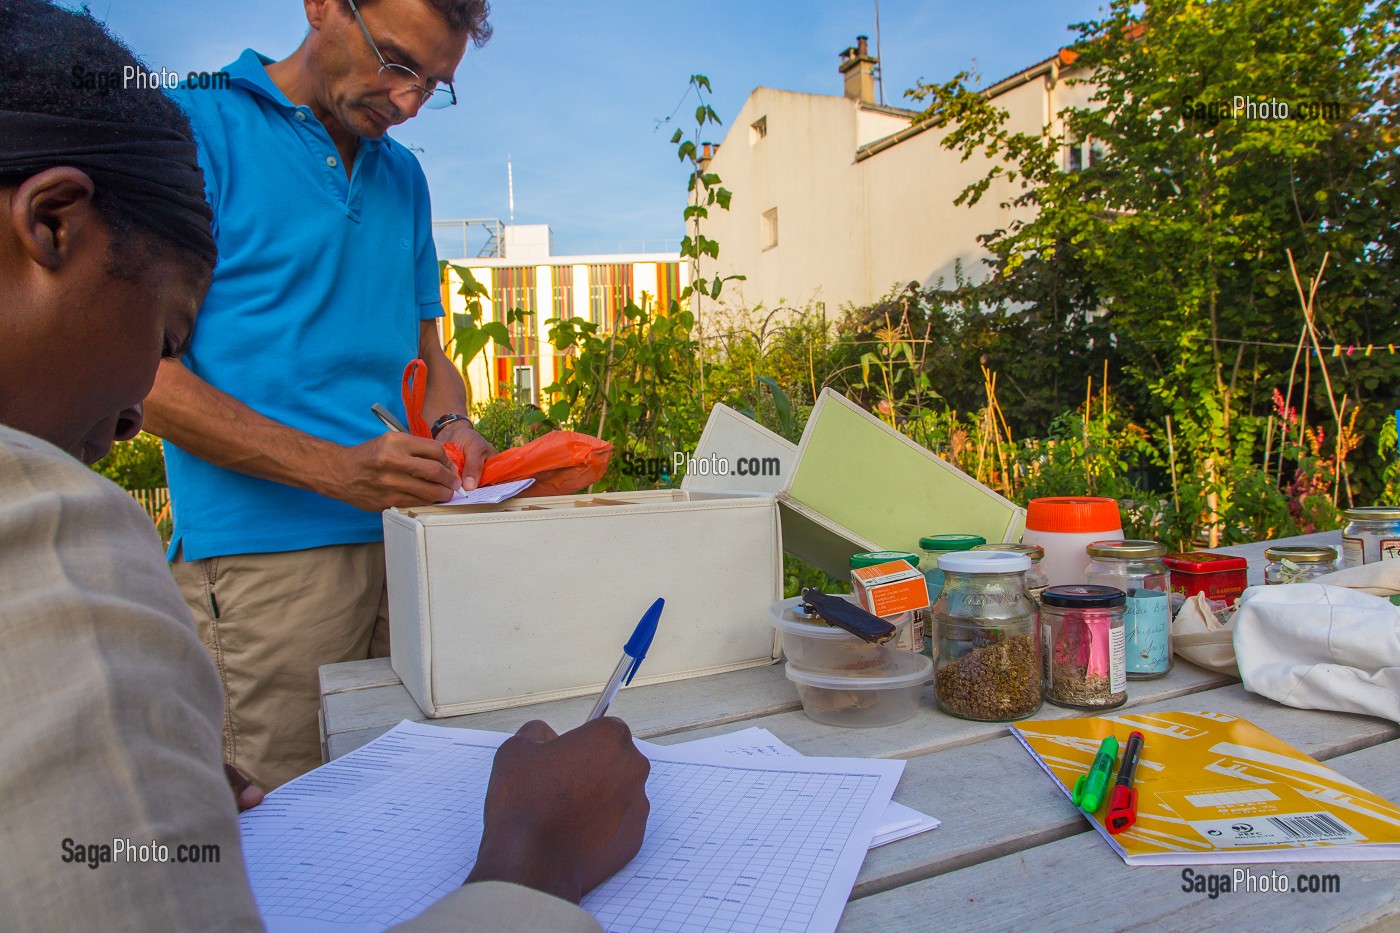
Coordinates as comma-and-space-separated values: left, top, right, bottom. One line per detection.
430, 412, 473, 439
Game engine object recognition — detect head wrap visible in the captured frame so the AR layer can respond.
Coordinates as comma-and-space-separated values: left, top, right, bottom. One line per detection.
0, 109, 215, 265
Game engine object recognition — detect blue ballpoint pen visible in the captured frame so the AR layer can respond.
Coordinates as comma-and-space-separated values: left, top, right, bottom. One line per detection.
587, 598, 665, 720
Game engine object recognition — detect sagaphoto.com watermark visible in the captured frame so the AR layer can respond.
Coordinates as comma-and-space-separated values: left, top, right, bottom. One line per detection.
1180, 94, 1348, 124
72, 63, 231, 95
61, 836, 221, 869
1180, 867, 1341, 899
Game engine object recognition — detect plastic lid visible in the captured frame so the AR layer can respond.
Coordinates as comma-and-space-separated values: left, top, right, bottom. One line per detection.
1086, 539, 1167, 559
1344, 506, 1400, 521
1025, 496, 1122, 533
1163, 551, 1248, 572
1264, 545, 1338, 563
784, 651, 932, 689
1042, 584, 1126, 608
769, 595, 912, 638
918, 534, 986, 551
938, 551, 1031, 574
850, 550, 920, 569
974, 542, 1045, 562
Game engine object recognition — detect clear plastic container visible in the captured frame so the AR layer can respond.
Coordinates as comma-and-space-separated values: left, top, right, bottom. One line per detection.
1264, 545, 1338, 584
932, 551, 1042, 722
1341, 506, 1400, 568
1085, 539, 1172, 680
769, 595, 914, 675
973, 543, 1049, 602
785, 651, 932, 728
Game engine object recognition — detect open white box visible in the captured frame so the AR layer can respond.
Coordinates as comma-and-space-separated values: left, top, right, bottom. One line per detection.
384, 389, 1025, 717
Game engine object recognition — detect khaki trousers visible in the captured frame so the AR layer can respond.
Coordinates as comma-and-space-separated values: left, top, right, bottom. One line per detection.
170, 542, 389, 791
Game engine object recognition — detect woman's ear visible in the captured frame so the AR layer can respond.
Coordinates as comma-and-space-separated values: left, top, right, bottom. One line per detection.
8, 167, 98, 270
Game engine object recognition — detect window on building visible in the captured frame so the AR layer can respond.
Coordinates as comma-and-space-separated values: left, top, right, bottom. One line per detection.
491, 266, 538, 401
1064, 127, 1103, 173
654, 262, 683, 312
512, 365, 536, 405
551, 265, 574, 320
588, 263, 634, 330
750, 116, 767, 144
760, 207, 779, 251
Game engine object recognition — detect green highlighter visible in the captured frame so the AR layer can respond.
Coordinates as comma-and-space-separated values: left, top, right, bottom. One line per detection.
1072, 736, 1120, 813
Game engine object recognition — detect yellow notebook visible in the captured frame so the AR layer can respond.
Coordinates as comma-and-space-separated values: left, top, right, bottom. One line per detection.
1012, 712, 1400, 865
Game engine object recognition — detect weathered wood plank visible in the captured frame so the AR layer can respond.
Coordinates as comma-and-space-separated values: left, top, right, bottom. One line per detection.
318, 657, 402, 697
652, 659, 1235, 762
323, 662, 799, 757
838, 739, 1400, 932
842, 684, 1399, 900
1215, 530, 1342, 585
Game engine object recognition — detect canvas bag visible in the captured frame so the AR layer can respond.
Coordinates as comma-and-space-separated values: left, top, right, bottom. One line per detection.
1233, 561, 1400, 723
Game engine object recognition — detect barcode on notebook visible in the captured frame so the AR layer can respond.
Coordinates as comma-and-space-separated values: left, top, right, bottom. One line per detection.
1265, 813, 1359, 842
1187, 788, 1279, 807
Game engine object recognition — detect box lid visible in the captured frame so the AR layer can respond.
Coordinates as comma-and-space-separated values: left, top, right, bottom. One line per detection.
680, 402, 795, 495
779, 390, 1025, 575
1163, 551, 1249, 572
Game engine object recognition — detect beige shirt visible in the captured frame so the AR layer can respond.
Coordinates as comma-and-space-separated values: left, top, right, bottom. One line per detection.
0, 425, 599, 932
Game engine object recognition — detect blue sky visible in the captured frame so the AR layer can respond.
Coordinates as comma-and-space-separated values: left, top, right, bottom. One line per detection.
72, 0, 1106, 255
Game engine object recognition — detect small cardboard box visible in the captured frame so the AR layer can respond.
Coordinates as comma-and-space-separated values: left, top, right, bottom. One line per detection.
384, 389, 1025, 717
852, 558, 931, 617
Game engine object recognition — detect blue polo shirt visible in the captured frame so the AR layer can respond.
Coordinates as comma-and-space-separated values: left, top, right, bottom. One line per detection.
165, 49, 444, 561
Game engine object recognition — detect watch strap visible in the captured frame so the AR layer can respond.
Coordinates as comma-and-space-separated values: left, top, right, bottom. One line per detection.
430, 412, 473, 439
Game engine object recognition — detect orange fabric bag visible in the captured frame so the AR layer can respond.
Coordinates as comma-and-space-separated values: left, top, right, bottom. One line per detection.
401, 359, 612, 496
479, 430, 614, 497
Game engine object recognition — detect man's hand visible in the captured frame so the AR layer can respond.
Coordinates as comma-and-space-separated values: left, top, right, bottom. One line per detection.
467, 718, 650, 904
328, 433, 461, 511
436, 420, 496, 491
224, 763, 264, 812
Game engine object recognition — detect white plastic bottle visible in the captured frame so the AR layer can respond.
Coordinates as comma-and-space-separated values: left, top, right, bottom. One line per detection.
1022, 496, 1124, 587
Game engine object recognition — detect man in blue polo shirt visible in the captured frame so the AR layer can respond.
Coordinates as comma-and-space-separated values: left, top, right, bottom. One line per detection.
145, 0, 495, 791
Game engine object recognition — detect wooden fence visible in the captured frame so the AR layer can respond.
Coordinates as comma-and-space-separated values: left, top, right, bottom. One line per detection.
128, 487, 172, 543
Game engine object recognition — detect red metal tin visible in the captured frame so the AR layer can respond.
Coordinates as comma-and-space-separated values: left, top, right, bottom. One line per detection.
1163, 551, 1249, 608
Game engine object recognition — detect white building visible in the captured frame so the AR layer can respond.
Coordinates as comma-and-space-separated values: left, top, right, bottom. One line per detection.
698, 37, 1095, 316
438, 224, 688, 406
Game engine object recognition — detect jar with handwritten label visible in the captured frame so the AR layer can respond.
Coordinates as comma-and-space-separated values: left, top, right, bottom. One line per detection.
931, 551, 1042, 722
1341, 507, 1400, 568
1085, 540, 1172, 679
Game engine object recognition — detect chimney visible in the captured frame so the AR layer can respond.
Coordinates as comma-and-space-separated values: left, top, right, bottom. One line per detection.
698, 142, 717, 170
838, 34, 877, 104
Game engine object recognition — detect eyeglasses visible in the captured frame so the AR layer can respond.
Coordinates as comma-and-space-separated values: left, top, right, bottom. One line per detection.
345, 0, 456, 110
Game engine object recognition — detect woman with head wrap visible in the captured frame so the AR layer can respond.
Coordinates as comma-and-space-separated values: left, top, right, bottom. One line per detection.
0, 2, 646, 929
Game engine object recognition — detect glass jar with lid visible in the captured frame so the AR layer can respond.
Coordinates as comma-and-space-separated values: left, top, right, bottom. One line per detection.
931, 551, 1041, 722
1264, 545, 1338, 584
1041, 585, 1127, 710
1084, 540, 1172, 679
918, 534, 986, 604
1341, 506, 1400, 568
973, 543, 1049, 603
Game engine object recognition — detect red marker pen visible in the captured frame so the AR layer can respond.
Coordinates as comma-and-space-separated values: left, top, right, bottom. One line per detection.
1107, 731, 1144, 834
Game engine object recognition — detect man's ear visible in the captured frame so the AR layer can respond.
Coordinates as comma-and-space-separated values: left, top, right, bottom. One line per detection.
9, 167, 98, 271
304, 0, 337, 31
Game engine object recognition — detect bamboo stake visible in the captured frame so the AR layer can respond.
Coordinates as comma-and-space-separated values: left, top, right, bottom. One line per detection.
1278, 323, 1307, 485
1165, 415, 1180, 512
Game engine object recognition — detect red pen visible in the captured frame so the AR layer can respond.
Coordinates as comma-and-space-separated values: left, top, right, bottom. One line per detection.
1107, 731, 1144, 834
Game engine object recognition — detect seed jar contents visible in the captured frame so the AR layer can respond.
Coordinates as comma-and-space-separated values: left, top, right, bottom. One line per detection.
931, 550, 1041, 722
1041, 585, 1127, 710
1085, 540, 1172, 679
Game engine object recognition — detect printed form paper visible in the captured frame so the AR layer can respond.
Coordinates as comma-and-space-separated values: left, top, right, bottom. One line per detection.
446, 477, 534, 505
242, 720, 904, 933
644, 727, 940, 847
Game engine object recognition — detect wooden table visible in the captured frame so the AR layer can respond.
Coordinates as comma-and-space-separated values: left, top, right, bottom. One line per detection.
320, 530, 1400, 930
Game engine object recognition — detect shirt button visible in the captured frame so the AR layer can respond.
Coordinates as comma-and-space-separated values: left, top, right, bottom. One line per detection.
295, 111, 307, 121
326, 156, 338, 167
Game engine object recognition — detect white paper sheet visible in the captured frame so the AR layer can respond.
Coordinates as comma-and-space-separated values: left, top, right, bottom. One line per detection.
243, 720, 904, 933
446, 477, 534, 505
647, 728, 941, 847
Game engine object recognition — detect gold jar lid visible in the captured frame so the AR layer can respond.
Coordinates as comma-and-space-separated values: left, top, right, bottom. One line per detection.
974, 543, 1045, 562
1086, 539, 1166, 559
1264, 545, 1337, 563
1344, 506, 1400, 522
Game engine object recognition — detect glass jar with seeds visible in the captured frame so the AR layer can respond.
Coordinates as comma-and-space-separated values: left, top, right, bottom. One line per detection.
1042, 585, 1127, 711
1085, 540, 1172, 679
931, 551, 1041, 722
1263, 545, 1338, 584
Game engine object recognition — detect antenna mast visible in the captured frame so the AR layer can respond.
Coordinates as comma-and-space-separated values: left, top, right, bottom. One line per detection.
874, 0, 885, 106
507, 155, 515, 224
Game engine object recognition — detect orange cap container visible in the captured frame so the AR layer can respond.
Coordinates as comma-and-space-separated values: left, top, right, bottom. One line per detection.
1025, 497, 1122, 533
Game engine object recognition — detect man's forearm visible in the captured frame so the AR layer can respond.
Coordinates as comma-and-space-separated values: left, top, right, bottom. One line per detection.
420, 322, 470, 425
143, 360, 340, 496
